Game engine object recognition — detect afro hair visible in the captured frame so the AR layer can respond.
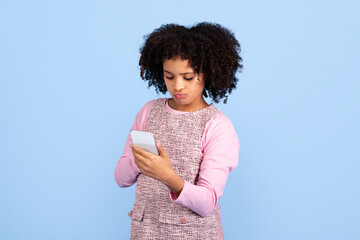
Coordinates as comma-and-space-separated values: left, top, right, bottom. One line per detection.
139, 22, 243, 103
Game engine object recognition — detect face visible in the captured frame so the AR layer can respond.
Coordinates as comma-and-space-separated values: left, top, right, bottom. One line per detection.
163, 56, 207, 112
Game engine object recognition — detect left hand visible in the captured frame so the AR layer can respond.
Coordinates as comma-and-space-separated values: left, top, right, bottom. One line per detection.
131, 141, 174, 183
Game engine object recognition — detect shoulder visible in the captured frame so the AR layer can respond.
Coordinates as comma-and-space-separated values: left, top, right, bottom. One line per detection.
135, 97, 169, 118
202, 108, 239, 149
136, 98, 160, 116
201, 108, 240, 170
141, 98, 169, 111
143, 98, 158, 109
132, 98, 159, 130
208, 108, 238, 138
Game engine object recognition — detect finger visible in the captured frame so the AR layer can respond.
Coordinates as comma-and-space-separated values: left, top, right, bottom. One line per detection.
133, 154, 147, 171
131, 145, 153, 158
156, 141, 168, 158
134, 154, 153, 174
135, 159, 145, 171
132, 150, 148, 164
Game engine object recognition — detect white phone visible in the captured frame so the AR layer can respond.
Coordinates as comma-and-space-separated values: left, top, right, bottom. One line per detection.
130, 130, 159, 155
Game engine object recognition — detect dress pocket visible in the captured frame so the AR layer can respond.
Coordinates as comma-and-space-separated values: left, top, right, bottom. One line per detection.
128, 205, 145, 222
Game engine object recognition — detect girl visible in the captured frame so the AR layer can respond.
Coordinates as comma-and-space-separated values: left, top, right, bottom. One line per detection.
115, 22, 243, 239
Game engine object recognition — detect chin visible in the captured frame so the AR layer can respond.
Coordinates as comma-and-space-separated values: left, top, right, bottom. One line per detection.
174, 98, 188, 104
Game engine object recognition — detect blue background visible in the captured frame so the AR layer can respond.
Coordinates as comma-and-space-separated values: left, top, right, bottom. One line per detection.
1, 0, 359, 239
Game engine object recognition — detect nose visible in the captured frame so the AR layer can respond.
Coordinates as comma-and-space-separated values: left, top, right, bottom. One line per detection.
174, 77, 185, 91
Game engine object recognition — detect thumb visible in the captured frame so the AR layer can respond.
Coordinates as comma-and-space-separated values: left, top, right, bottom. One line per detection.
156, 141, 167, 156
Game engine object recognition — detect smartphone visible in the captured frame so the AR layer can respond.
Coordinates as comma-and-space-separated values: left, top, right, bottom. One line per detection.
130, 130, 159, 155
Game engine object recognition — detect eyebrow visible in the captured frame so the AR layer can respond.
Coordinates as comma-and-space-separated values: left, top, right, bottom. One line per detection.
164, 70, 195, 75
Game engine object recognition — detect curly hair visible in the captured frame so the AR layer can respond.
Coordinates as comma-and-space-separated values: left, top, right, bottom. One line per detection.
139, 22, 243, 103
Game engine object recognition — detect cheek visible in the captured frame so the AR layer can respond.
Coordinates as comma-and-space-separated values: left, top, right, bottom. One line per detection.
164, 80, 170, 88
164, 81, 173, 93
194, 82, 205, 92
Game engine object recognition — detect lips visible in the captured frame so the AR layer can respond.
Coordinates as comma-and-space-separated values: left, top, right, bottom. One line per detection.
174, 93, 186, 99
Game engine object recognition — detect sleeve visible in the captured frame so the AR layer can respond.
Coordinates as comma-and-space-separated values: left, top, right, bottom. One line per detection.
169, 112, 240, 217
114, 100, 156, 188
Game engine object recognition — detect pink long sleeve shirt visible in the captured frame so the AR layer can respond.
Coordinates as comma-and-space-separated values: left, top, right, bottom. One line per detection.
114, 99, 240, 217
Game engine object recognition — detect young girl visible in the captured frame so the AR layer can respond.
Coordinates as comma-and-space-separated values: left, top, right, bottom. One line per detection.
114, 22, 243, 239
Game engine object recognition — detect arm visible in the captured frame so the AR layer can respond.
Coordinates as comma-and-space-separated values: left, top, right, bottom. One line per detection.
114, 100, 155, 188
169, 112, 240, 217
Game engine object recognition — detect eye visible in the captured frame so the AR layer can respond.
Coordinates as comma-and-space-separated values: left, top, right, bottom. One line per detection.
165, 76, 174, 80
184, 77, 194, 81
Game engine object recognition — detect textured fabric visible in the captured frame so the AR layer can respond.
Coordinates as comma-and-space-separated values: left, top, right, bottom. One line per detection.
130, 98, 224, 239
115, 97, 240, 238
114, 99, 239, 217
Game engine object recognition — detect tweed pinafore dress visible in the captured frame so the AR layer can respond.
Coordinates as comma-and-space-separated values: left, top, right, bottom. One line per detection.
129, 98, 224, 239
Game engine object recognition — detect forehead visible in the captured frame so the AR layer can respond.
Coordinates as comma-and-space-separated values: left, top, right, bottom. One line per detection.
163, 56, 194, 73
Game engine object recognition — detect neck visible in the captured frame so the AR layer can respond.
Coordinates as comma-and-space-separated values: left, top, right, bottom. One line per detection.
168, 98, 209, 112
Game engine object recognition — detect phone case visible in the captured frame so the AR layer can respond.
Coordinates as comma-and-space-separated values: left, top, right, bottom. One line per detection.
130, 130, 159, 155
